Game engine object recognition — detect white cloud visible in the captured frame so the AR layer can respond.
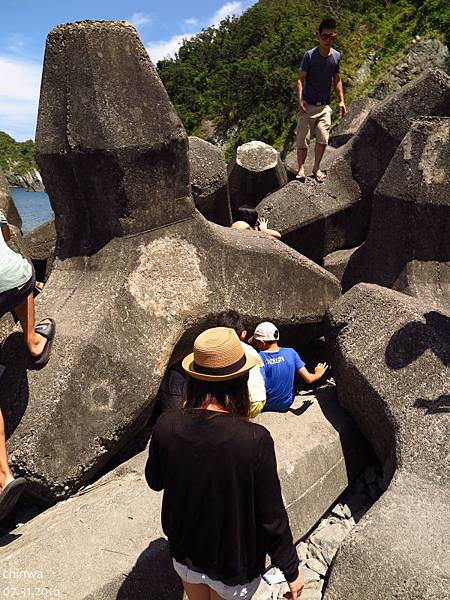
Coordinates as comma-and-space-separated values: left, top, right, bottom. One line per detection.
129, 12, 152, 27
0, 56, 42, 141
209, 2, 242, 27
146, 33, 196, 63
185, 18, 199, 27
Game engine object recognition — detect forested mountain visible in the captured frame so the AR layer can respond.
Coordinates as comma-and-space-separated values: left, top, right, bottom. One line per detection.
157, 0, 449, 156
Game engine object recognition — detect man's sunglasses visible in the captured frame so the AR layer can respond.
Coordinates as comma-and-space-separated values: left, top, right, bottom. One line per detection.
319, 33, 337, 40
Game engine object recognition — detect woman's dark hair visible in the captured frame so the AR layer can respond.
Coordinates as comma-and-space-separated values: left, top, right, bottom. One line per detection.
318, 17, 336, 33
184, 374, 250, 418
216, 310, 245, 337
236, 206, 259, 228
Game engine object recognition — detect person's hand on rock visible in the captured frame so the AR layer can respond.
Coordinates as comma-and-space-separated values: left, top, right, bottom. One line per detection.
314, 362, 328, 378
257, 217, 268, 230
284, 569, 305, 599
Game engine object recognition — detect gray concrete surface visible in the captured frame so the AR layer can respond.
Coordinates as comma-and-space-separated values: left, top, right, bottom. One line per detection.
0, 388, 370, 599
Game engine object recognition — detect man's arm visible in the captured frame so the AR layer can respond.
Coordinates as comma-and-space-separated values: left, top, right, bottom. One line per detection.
297, 362, 328, 385
297, 71, 307, 113
334, 73, 347, 117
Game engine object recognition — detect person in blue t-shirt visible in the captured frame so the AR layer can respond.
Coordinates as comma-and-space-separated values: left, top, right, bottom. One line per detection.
250, 322, 328, 413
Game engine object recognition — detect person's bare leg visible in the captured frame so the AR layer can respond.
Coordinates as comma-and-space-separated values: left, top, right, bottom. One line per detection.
13, 293, 48, 357
296, 147, 307, 180
209, 588, 226, 600
181, 580, 212, 600
0, 409, 14, 492
313, 143, 327, 182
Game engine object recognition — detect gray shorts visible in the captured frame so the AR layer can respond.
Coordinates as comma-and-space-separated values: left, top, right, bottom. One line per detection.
172, 559, 261, 600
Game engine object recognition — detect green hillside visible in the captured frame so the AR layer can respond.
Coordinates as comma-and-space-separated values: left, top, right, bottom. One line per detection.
0, 131, 37, 176
157, 0, 449, 156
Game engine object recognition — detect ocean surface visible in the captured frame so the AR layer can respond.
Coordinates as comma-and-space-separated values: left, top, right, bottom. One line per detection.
10, 188, 53, 233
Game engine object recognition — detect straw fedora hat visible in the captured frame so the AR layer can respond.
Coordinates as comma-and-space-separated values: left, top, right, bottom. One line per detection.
182, 327, 259, 381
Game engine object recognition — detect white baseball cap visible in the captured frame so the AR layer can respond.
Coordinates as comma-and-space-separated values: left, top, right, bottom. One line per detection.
249, 322, 279, 343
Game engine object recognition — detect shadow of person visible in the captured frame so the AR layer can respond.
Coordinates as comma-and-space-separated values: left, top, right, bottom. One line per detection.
116, 538, 183, 600
0, 332, 30, 437
414, 395, 450, 415
385, 311, 450, 370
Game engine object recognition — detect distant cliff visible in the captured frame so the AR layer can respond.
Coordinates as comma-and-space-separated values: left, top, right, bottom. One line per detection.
0, 131, 45, 192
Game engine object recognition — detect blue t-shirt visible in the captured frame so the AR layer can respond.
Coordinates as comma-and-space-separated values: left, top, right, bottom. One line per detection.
259, 347, 305, 412
298, 47, 341, 105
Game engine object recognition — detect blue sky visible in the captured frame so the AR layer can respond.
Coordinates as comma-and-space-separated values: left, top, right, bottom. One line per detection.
0, 0, 257, 141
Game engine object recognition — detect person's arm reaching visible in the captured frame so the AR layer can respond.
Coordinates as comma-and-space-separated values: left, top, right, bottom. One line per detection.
334, 73, 347, 117
254, 431, 303, 598
298, 362, 328, 385
257, 217, 282, 240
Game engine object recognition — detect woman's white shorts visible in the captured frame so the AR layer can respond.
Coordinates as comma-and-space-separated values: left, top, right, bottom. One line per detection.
172, 559, 261, 600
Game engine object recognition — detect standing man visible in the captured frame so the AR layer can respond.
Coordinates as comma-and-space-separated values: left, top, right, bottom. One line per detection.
296, 17, 347, 183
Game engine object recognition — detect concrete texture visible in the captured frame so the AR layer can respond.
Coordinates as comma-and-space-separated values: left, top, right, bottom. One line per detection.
188, 136, 232, 226
228, 141, 288, 218
0, 21, 340, 505
329, 98, 378, 148
23, 219, 56, 282
323, 247, 358, 283
257, 145, 364, 263
0, 389, 370, 599
350, 68, 450, 201
343, 117, 450, 309
284, 146, 338, 182
0, 168, 22, 230
324, 284, 450, 600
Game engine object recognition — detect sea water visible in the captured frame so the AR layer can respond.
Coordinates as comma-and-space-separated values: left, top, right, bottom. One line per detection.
10, 188, 53, 233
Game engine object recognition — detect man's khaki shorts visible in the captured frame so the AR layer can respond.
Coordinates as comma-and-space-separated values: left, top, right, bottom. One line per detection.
296, 103, 332, 148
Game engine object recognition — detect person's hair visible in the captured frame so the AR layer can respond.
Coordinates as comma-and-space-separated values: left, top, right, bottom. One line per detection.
184, 374, 250, 418
318, 17, 336, 33
216, 310, 245, 337
236, 206, 259, 228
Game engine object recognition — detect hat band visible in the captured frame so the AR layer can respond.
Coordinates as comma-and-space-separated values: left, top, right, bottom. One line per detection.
193, 354, 247, 376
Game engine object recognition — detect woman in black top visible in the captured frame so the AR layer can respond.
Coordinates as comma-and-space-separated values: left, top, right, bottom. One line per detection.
145, 327, 304, 600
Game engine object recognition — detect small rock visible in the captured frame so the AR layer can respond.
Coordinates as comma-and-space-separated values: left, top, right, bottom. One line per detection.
306, 558, 327, 577
331, 503, 346, 519
296, 588, 322, 600
297, 541, 309, 562
303, 567, 321, 583
307, 541, 327, 567
310, 522, 349, 566
342, 503, 352, 518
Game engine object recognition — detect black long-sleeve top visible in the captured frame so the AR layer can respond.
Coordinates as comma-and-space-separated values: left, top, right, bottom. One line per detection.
145, 409, 299, 586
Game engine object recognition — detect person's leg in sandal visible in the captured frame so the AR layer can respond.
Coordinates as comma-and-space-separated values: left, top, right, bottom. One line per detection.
313, 106, 332, 183
14, 293, 52, 359
0, 409, 14, 494
0, 409, 27, 520
296, 112, 311, 182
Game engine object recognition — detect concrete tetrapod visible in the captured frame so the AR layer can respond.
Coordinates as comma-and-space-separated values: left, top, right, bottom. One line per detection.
343, 117, 450, 310
258, 144, 364, 263
0, 20, 340, 505
23, 218, 56, 283
188, 136, 232, 226
324, 284, 450, 600
0, 392, 369, 599
329, 98, 378, 149
228, 141, 288, 219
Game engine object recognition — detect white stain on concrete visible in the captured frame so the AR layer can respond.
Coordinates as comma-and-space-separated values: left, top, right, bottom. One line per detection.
128, 237, 209, 319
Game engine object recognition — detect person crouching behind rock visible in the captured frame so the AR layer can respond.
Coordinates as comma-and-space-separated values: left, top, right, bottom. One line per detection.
231, 206, 281, 240
145, 327, 304, 600
250, 322, 328, 413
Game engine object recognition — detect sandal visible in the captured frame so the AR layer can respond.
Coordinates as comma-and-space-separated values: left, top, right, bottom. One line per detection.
0, 478, 27, 521
313, 171, 327, 183
29, 318, 56, 371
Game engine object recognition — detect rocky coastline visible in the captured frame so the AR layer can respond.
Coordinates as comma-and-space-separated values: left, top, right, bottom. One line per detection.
6, 168, 45, 192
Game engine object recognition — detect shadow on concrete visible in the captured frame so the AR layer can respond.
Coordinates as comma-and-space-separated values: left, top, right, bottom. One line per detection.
0, 332, 30, 437
385, 311, 450, 370
0, 532, 21, 547
116, 538, 183, 600
288, 399, 313, 417
414, 395, 450, 414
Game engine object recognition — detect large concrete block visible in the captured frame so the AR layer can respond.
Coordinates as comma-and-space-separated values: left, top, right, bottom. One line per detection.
324, 284, 450, 600
0, 391, 369, 599
35, 20, 193, 259
0, 21, 340, 505
284, 146, 338, 182
228, 141, 288, 218
350, 69, 450, 200
323, 247, 358, 283
329, 98, 378, 148
189, 136, 232, 226
343, 117, 450, 309
258, 146, 363, 263
0, 168, 21, 229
